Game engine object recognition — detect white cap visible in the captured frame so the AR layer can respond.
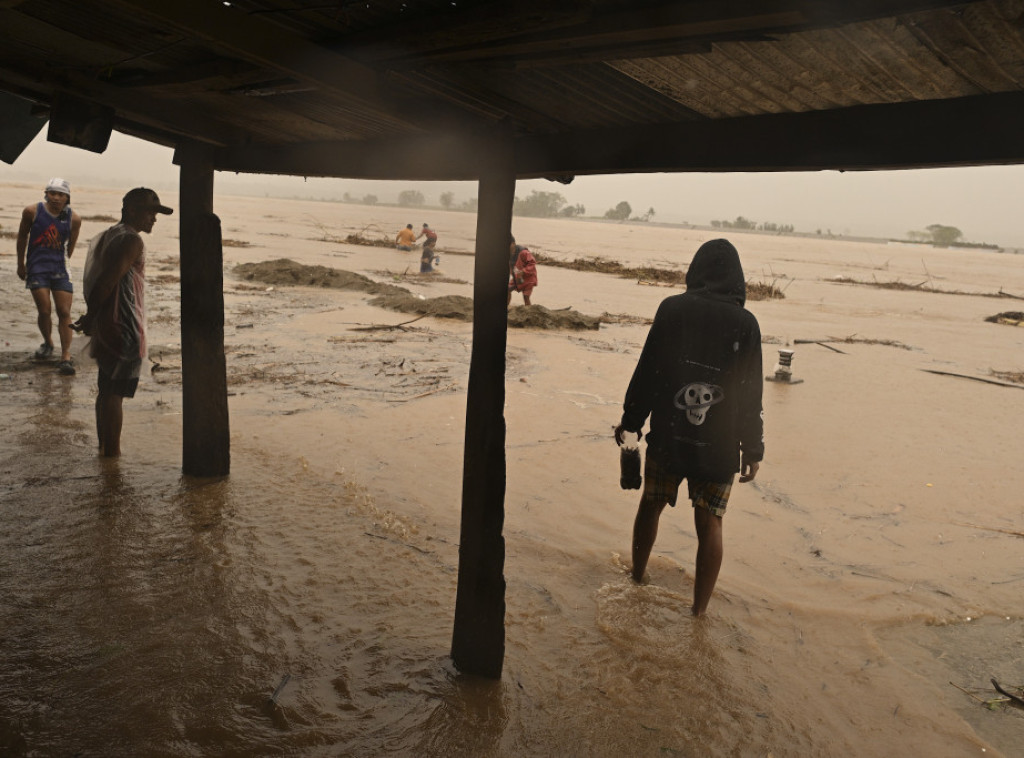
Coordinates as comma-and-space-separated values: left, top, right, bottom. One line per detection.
45, 177, 71, 196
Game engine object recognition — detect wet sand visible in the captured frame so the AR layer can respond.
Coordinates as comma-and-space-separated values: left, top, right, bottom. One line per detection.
1, 182, 1022, 756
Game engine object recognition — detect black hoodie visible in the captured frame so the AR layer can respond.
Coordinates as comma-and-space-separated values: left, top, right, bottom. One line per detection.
620, 239, 764, 481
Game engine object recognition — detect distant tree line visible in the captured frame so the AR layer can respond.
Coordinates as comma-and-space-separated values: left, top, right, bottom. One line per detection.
339, 189, 477, 211
907, 224, 963, 247
711, 216, 794, 233
512, 190, 585, 218
337, 187, 663, 221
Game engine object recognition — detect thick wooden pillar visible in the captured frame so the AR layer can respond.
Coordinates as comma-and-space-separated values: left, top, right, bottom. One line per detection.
451, 144, 516, 678
176, 141, 230, 476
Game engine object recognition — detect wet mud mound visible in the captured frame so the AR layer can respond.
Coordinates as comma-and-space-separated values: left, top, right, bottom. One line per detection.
508, 304, 601, 330
369, 293, 474, 321
235, 259, 603, 330
370, 293, 600, 330
538, 255, 684, 283
234, 259, 406, 297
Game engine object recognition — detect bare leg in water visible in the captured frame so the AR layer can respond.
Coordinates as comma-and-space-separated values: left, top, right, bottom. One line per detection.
96, 391, 125, 457
632, 495, 723, 617
692, 506, 723, 616
631, 495, 667, 583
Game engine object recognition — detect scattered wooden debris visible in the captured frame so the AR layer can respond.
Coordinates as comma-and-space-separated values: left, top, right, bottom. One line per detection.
991, 679, 1024, 708
985, 311, 1024, 326
345, 232, 393, 248
328, 335, 398, 344
537, 254, 685, 283
267, 674, 291, 707
829, 276, 1018, 299
746, 280, 787, 301
921, 369, 1024, 389
369, 268, 467, 285
950, 680, 1024, 711
530, 255, 785, 299
951, 521, 1024, 538
949, 681, 997, 705
387, 382, 458, 402
795, 335, 914, 351
990, 369, 1024, 384
350, 314, 428, 332
794, 339, 847, 354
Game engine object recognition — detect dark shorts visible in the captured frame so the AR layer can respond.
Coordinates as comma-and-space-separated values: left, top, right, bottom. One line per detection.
642, 454, 733, 517
97, 357, 142, 399
26, 270, 73, 293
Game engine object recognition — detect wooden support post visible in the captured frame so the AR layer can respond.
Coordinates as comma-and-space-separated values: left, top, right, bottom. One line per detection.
177, 141, 230, 476
451, 144, 516, 679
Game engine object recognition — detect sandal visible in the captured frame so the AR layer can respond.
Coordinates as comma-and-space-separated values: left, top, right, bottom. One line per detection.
34, 343, 54, 359
57, 359, 76, 376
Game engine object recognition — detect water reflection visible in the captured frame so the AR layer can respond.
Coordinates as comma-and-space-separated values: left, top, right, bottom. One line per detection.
414, 669, 507, 756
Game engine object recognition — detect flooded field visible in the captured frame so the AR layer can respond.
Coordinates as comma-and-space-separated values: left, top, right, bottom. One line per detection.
1, 183, 1022, 756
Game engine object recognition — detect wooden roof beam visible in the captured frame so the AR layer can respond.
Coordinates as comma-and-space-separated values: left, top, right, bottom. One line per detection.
210, 91, 1024, 180
211, 132, 497, 181
515, 91, 1024, 175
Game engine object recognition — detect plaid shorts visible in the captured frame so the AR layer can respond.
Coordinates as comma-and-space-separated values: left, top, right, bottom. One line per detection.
642, 454, 733, 517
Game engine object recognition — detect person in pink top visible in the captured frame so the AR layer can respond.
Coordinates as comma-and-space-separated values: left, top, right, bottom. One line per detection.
507, 236, 538, 306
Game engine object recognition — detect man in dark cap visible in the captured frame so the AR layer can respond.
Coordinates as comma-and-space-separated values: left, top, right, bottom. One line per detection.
614, 238, 764, 616
74, 188, 173, 457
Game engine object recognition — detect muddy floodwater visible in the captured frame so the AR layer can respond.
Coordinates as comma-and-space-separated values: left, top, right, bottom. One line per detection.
1, 183, 1023, 756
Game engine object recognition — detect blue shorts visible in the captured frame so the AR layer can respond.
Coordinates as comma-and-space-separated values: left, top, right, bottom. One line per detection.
98, 357, 142, 399
642, 454, 733, 517
26, 270, 73, 293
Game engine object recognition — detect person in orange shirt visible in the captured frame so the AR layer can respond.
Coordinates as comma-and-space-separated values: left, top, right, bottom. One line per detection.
395, 224, 416, 251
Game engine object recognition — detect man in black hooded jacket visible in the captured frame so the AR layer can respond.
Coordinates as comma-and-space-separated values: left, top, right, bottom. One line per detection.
614, 238, 764, 616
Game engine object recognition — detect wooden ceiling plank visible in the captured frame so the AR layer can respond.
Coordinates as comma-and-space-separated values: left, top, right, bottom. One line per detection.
109, 59, 260, 88
102, 0, 485, 135
0, 55, 248, 148
106, 0, 383, 100
352, 0, 984, 67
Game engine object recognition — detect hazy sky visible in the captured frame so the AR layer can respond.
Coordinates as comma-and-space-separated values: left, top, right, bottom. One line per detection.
4, 130, 1023, 249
